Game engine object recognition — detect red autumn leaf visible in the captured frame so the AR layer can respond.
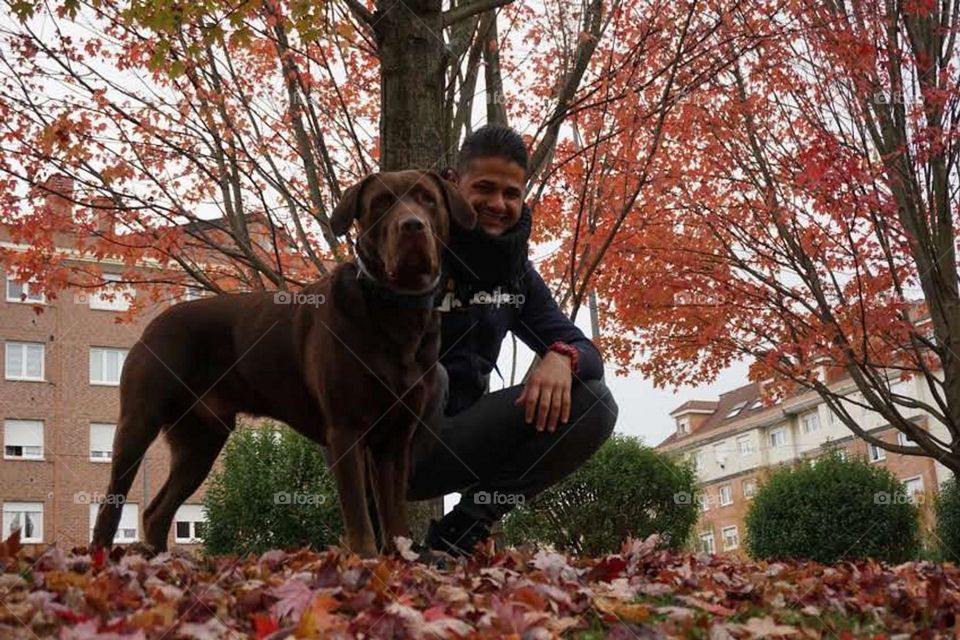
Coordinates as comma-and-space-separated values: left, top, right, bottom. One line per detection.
251, 613, 280, 639
586, 556, 628, 582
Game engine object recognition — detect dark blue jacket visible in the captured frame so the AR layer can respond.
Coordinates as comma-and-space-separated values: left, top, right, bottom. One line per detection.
437, 259, 604, 415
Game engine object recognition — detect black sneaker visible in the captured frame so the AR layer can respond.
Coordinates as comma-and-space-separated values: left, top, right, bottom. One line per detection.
423, 509, 491, 558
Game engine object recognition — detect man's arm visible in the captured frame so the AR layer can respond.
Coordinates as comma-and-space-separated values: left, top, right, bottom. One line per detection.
511, 261, 604, 381
510, 261, 605, 431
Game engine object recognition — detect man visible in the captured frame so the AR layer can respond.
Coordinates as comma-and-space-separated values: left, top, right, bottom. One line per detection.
406, 125, 619, 556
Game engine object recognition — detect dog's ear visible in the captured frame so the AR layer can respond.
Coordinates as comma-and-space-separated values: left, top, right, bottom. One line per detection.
330, 175, 372, 236
428, 171, 477, 230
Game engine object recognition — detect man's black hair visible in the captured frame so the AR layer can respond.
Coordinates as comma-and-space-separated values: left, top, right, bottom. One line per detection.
456, 124, 528, 174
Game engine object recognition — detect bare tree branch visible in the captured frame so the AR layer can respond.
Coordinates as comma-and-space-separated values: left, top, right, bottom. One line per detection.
341, 0, 375, 27
443, 0, 513, 27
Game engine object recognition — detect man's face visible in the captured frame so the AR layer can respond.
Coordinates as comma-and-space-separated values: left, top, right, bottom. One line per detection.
458, 156, 525, 236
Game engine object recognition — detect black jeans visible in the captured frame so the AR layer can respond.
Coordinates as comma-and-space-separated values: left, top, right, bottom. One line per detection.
406, 364, 618, 525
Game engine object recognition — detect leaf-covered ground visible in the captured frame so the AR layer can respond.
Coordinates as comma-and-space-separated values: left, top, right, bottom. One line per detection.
0, 531, 957, 639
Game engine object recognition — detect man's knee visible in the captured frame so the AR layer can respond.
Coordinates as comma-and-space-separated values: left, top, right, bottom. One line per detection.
571, 378, 618, 443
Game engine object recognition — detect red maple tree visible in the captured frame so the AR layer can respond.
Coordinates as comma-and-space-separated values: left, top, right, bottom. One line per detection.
536, 0, 960, 472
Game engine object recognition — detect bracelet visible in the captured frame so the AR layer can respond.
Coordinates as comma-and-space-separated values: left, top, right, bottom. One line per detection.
548, 341, 579, 374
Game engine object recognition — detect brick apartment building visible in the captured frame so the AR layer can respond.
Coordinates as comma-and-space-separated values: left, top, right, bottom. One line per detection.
0, 176, 221, 553
657, 372, 955, 557
0, 246, 211, 552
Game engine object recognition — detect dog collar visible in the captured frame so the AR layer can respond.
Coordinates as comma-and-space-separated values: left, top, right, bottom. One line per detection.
354, 252, 441, 309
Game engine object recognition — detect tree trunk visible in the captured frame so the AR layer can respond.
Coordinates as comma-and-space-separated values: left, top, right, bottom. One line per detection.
375, 0, 448, 171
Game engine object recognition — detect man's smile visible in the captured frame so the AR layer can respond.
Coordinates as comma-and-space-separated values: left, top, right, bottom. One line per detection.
478, 208, 508, 232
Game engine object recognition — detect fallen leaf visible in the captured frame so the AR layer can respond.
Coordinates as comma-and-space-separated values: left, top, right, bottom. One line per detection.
269, 578, 314, 621
595, 596, 651, 623
731, 615, 800, 638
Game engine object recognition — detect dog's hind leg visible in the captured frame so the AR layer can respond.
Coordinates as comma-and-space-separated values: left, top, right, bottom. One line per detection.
142, 418, 231, 552
91, 412, 163, 550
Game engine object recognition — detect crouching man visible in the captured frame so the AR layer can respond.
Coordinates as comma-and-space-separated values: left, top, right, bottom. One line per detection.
408, 125, 619, 555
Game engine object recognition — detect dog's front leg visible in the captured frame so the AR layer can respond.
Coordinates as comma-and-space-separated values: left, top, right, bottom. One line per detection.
369, 423, 416, 554
328, 432, 378, 558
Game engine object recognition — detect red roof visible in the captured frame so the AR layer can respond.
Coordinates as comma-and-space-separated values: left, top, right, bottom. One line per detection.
657, 383, 764, 448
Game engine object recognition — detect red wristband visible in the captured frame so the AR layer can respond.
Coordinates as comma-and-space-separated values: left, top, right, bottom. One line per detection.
548, 341, 579, 374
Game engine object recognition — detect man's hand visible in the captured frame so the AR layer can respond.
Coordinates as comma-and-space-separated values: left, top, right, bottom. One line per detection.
515, 351, 573, 432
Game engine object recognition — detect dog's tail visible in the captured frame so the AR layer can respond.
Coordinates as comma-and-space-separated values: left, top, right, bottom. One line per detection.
90, 412, 163, 550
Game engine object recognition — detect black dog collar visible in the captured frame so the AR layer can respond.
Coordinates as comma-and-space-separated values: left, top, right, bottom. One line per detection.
354, 253, 441, 310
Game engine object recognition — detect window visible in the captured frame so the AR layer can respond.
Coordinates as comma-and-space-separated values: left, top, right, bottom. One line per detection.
174, 505, 207, 543
677, 418, 689, 435
897, 432, 913, 447
718, 484, 733, 506
90, 423, 116, 462
869, 442, 887, 462
90, 348, 127, 385
6, 277, 43, 304
5, 342, 44, 381
748, 399, 763, 411
699, 490, 710, 512
836, 448, 847, 462
769, 428, 787, 448
90, 503, 138, 543
89, 273, 132, 311
903, 476, 924, 498
726, 401, 747, 418
699, 531, 715, 554
693, 449, 706, 472
2, 502, 42, 543
801, 412, 821, 434
183, 286, 202, 302
743, 479, 757, 499
722, 525, 739, 550
713, 442, 727, 467
4, 420, 43, 460
737, 435, 755, 456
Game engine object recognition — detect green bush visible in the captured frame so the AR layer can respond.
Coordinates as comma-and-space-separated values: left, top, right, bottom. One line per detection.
935, 476, 960, 561
501, 435, 699, 555
744, 450, 920, 563
202, 424, 343, 555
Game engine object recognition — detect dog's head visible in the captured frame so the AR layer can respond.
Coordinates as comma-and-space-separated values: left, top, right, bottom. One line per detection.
330, 170, 477, 292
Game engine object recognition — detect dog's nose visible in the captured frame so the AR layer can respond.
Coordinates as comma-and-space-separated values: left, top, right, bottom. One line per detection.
400, 216, 426, 234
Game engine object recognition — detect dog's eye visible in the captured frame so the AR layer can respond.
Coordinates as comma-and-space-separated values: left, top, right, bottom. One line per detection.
418, 190, 436, 206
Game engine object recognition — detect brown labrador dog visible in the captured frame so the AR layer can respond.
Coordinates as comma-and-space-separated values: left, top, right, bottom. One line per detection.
91, 170, 476, 557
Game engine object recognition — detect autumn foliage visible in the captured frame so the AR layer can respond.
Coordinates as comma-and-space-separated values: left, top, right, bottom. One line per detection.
3, 0, 960, 469
3, 528, 960, 638
534, 0, 960, 472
